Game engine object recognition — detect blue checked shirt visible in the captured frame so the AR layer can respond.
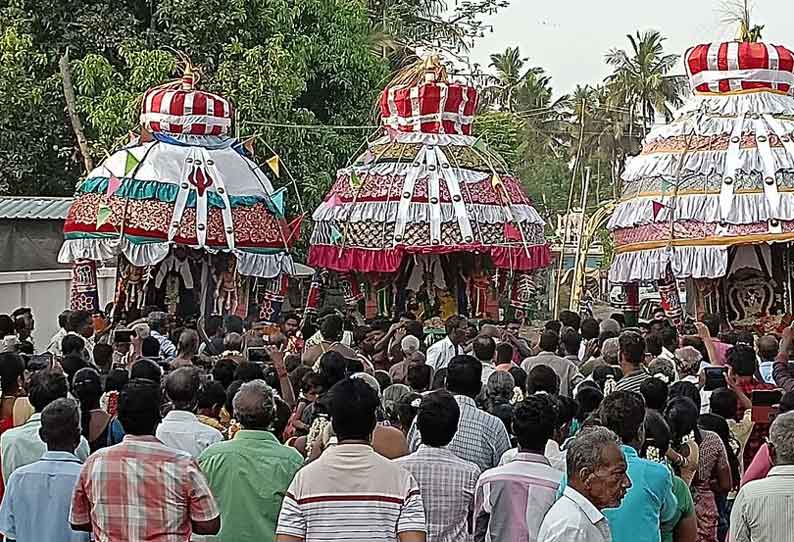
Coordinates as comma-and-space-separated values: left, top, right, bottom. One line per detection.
408, 395, 511, 472
0, 451, 90, 542
396, 445, 481, 542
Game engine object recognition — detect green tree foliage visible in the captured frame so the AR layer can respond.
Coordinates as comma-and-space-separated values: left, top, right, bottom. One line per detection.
474, 50, 572, 224
0, 26, 80, 195
604, 30, 687, 136
473, 111, 525, 168
481, 46, 551, 113
0, 0, 389, 213
368, 0, 508, 66
475, 36, 683, 280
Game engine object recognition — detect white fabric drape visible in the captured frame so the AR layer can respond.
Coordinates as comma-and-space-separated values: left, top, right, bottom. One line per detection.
609, 246, 728, 282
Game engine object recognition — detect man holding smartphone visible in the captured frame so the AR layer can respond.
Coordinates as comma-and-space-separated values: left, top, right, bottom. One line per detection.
727, 344, 776, 469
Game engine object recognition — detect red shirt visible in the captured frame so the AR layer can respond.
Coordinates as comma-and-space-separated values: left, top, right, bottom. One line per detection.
735, 378, 775, 469
70, 435, 219, 541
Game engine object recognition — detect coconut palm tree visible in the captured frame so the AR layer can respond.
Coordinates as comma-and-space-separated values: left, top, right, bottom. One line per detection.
482, 46, 551, 112
367, 0, 506, 67
367, 0, 450, 63
604, 30, 687, 136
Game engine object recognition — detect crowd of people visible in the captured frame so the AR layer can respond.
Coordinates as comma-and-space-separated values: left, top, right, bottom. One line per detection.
0, 304, 792, 542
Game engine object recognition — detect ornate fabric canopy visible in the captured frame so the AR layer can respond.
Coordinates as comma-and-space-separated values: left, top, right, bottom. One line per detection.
58, 71, 296, 278
609, 41, 794, 283
308, 64, 550, 274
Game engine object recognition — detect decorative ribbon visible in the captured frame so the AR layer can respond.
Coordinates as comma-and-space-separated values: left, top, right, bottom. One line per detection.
689, 68, 794, 89
202, 148, 236, 250
393, 146, 428, 244
720, 111, 747, 219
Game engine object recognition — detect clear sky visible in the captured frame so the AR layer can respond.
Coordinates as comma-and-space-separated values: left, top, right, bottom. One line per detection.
469, 0, 794, 96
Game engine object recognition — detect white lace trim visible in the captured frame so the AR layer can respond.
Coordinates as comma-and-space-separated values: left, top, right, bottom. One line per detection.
58, 239, 293, 278
609, 246, 728, 282
609, 192, 794, 228
312, 200, 544, 225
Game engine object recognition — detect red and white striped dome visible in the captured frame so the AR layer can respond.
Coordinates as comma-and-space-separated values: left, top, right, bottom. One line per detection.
140, 71, 233, 136
379, 79, 478, 136
686, 42, 794, 95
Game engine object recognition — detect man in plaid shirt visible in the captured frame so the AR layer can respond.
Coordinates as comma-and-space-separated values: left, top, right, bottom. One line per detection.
397, 390, 480, 542
408, 355, 511, 471
70, 378, 220, 541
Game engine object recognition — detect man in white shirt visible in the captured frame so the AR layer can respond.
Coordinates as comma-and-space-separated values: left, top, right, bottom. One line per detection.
730, 411, 794, 542
46, 310, 72, 357
427, 315, 468, 372
538, 426, 631, 542
148, 311, 177, 359
157, 367, 223, 457
473, 336, 497, 385
1, 369, 90, 483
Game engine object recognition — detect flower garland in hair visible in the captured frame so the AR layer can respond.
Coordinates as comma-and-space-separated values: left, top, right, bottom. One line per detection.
646, 446, 662, 463
682, 431, 695, 445
603, 375, 617, 396
511, 387, 524, 404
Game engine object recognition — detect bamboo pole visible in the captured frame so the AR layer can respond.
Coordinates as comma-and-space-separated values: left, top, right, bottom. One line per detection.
553, 104, 586, 317
59, 48, 94, 174
569, 167, 592, 311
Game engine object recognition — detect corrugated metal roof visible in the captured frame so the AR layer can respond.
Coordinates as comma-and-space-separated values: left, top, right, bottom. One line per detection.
0, 197, 73, 220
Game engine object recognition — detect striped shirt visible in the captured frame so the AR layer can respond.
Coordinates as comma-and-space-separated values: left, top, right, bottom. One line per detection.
614, 369, 651, 393
396, 445, 480, 542
730, 465, 794, 542
276, 443, 426, 542
474, 452, 563, 542
408, 395, 511, 471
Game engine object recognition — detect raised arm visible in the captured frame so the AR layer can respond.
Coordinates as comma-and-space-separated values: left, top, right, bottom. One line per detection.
268, 347, 296, 408
773, 323, 794, 393
695, 322, 720, 366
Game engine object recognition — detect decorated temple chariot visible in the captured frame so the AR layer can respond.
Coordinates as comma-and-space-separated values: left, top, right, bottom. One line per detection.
609, 36, 794, 330
59, 67, 300, 324
307, 57, 551, 321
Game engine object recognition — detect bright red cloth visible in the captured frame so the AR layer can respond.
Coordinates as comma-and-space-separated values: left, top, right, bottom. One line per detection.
307, 243, 551, 273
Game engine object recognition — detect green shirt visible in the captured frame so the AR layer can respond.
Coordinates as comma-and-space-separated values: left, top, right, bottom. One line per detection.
198, 430, 303, 542
661, 475, 695, 542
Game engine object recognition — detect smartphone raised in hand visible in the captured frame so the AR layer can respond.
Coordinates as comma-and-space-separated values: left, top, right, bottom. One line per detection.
703, 367, 728, 392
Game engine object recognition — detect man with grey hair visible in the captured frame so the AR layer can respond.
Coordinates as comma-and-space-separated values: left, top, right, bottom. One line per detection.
599, 319, 621, 336
157, 367, 223, 457
0, 398, 89, 542
147, 311, 176, 358
389, 335, 423, 384
730, 411, 794, 542
580, 338, 620, 378
200, 380, 302, 542
538, 426, 631, 542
